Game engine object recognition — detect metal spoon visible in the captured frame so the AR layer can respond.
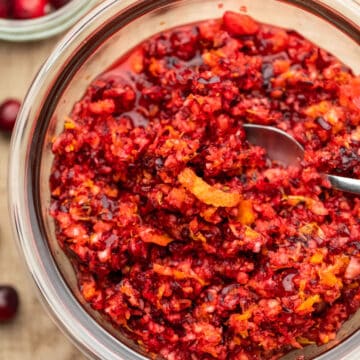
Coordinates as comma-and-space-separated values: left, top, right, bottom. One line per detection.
243, 124, 360, 194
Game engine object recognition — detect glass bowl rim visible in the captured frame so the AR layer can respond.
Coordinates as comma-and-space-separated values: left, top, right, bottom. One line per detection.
8, 0, 360, 359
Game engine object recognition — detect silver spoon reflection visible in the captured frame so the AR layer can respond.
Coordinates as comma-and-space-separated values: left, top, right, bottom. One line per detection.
243, 124, 360, 194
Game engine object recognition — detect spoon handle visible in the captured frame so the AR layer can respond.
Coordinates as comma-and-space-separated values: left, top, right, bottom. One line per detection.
327, 175, 360, 194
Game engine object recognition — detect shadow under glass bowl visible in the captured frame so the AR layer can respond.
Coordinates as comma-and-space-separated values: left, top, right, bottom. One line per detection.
8, 0, 360, 359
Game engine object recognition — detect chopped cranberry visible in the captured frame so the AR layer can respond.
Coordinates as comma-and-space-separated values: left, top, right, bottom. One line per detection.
0, 99, 21, 132
0, 286, 19, 322
50, 0, 71, 9
13, 0, 47, 19
222, 11, 259, 36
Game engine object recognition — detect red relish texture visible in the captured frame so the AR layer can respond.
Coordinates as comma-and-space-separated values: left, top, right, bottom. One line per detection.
50, 12, 360, 360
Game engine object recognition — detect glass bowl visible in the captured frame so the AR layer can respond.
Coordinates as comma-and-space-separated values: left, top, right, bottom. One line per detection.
0, 0, 98, 41
8, 0, 360, 359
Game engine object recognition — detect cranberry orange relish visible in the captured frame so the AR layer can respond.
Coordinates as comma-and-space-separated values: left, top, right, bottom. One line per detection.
49, 11, 360, 360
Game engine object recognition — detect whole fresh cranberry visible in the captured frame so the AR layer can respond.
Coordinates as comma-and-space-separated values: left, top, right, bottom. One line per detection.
0, 99, 21, 132
50, 0, 71, 9
0, 0, 11, 18
13, 0, 47, 19
0, 286, 19, 322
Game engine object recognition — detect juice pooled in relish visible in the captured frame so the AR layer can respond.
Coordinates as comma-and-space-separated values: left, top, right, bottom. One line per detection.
50, 11, 360, 360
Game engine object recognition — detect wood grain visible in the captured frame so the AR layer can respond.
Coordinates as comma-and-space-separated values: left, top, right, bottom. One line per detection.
0, 38, 84, 360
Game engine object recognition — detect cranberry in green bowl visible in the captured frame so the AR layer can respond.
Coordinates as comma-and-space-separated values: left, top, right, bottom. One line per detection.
0, 0, 97, 41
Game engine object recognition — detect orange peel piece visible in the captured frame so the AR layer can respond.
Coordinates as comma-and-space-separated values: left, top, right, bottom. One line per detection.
153, 264, 206, 286
283, 195, 328, 216
237, 199, 256, 225
178, 168, 241, 208
296, 294, 321, 313
139, 227, 174, 246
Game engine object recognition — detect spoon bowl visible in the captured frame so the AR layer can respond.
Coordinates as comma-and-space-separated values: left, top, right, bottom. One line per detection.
243, 124, 360, 194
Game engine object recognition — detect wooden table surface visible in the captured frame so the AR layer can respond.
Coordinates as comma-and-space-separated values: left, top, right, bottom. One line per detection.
0, 38, 85, 360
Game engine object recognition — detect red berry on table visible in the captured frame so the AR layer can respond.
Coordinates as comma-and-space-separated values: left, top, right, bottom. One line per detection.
0, 286, 19, 322
50, 0, 71, 10
0, 99, 21, 132
13, 0, 47, 20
